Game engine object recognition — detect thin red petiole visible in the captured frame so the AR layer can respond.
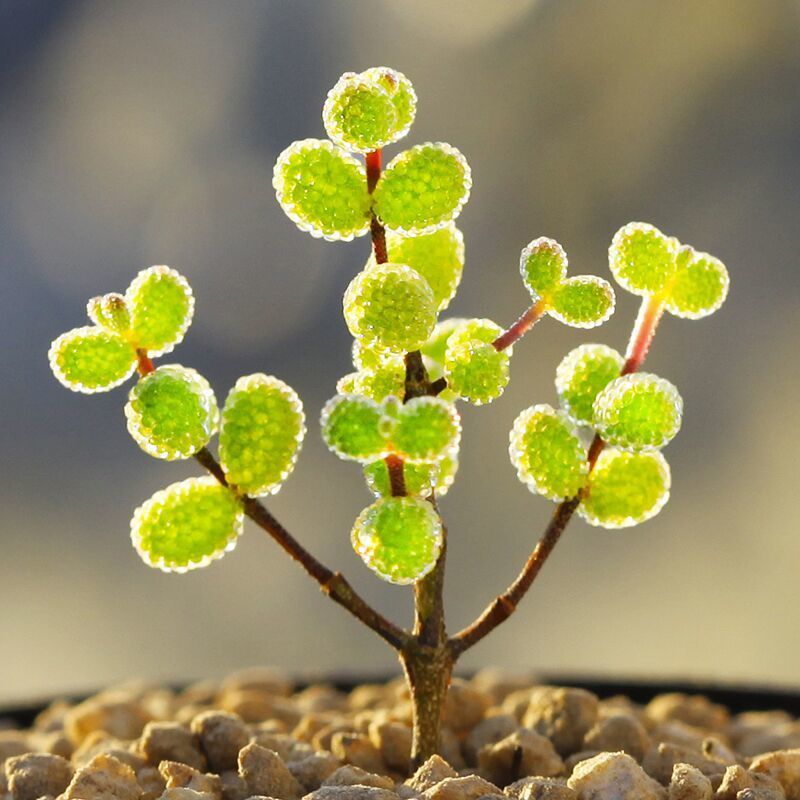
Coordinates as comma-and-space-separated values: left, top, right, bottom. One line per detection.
136, 349, 155, 376
492, 299, 548, 351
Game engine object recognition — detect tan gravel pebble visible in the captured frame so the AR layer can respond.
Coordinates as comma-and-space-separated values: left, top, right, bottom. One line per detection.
421, 774, 502, 800
4, 752, 73, 800
286, 752, 340, 794
237, 743, 302, 800
643, 742, 733, 784
523, 689, 599, 757
64, 698, 152, 746
220, 669, 292, 699
220, 768, 249, 800
504, 776, 576, 799
368, 721, 412, 773
667, 763, 713, 800
137, 765, 167, 800
158, 790, 219, 800
406, 756, 458, 793
442, 681, 489, 734
63, 752, 142, 800
0, 732, 32, 763
749, 750, 800, 800
303, 788, 399, 799
477, 729, 564, 786
321, 764, 394, 789
158, 760, 223, 797
329, 732, 385, 775
646, 696, 729, 735
138, 722, 205, 770
583, 715, 651, 762
190, 712, 250, 773
567, 751, 666, 800
461, 715, 518, 766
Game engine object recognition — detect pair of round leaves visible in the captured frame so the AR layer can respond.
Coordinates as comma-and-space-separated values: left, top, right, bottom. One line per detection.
352, 496, 443, 585
609, 222, 729, 318
344, 262, 438, 354
368, 223, 465, 312
363, 450, 459, 499
127, 368, 305, 495
323, 67, 417, 154
321, 394, 460, 465
443, 319, 510, 405
49, 266, 194, 393
508, 405, 671, 527
273, 140, 471, 241
555, 344, 684, 451
520, 237, 615, 328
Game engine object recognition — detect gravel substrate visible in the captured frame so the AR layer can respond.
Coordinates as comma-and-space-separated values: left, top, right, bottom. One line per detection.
3, 668, 800, 800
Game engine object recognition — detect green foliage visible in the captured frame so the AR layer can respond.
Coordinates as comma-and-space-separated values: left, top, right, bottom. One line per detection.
555, 344, 624, 426
126, 266, 194, 356
323, 72, 401, 153
351, 496, 443, 584
421, 317, 466, 368
49, 326, 136, 393
392, 397, 461, 463
351, 358, 407, 402
343, 263, 437, 353
520, 237, 568, 301
352, 340, 387, 372
382, 224, 465, 311
548, 276, 615, 328
609, 222, 678, 296
321, 394, 388, 462
273, 139, 371, 241
362, 67, 417, 139
131, 477, 243, 572
593, 372, 683, 451
125, 365, 219, 460
373, 143, 471, 235
509, 404, 587, 500
666, 246, 729, 319
87, 293, 132, 335
219, 374, 306, 496
363, 451, 458, 499
579, 449, 671, 528
444, 319, 509, 405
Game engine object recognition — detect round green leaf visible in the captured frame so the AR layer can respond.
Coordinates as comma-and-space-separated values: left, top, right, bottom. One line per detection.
131, 476, 244, 573
593, 373, 683, 451
392, 397, 461, 463
125, 365, 219, 460
509, 404, 587, 500
520, 237, 568, 301
351, 496, 443, 585
555, 344, 623, 426
49, 326, 136, 394
548, 276, 616, 328
219, 374, 306, 496
87, 293, 132, 335
343, 263, 437, 353
320, 394, 388, 462
273, 138, 371, 241
579, 448, 671, 528
361, 66, 417, 142
666, 247, 729, 319
443, 319, 509, 405
126, 266, 194, 356
381, 223, 465, 311
373, 142, 471, 236
609, 222, 678, 296
364, 459, 436, 499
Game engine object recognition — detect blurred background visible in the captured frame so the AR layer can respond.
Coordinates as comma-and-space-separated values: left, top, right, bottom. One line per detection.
1, 0, 799, 705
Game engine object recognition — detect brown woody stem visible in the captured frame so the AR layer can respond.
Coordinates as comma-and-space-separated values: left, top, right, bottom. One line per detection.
450, 293, 667, 657
366, 149, 388, 264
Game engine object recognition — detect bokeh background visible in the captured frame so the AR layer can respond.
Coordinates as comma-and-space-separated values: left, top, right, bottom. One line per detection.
2, 0, 799, 705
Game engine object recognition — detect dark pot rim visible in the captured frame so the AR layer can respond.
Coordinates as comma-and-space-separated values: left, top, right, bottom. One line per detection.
3, 672, 800, 729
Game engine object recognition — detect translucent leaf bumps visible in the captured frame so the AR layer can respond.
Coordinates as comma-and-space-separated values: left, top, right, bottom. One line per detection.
374, 143, 471, 236
343, 263, 437, 353
323, 68, 416, 153
520, 237, 568, 301
351, 496, 443, 584
364, 452, 458, 499
382, 224, 465, 311
509, 404, 587, 500
125, 365, 219, 460
556, 344, 623, 426
273, 139, 371, 241
579, 449, 671, 528
666, 247, 729, 319
126, 266, 194, 356
87, 293, 131, 335
131, 476, 243, 572
321, 394, 388, 462
549, 277, 615, 328
609, 222, 678, 296
219, 375, 306, 496
593, 373, 683, 451
49, 327, 136, 393
444, 319, 509, 405
391, 397, 461, 463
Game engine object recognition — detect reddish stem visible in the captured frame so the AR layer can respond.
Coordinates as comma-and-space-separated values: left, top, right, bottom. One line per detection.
493, 300, 547, 351
136, 349, 155, 376
366, 149, 388, 264
621, 294, 665, 375
385, 454, 407, 497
